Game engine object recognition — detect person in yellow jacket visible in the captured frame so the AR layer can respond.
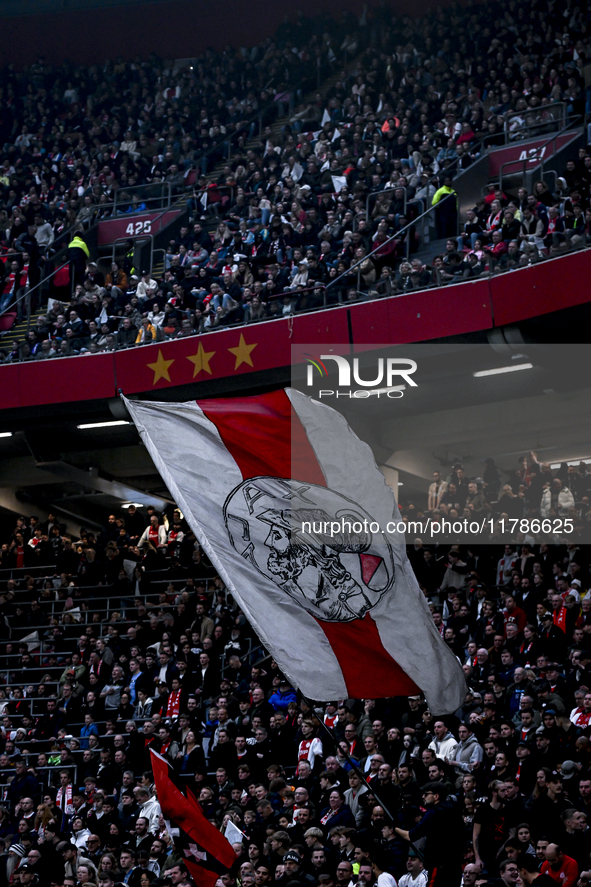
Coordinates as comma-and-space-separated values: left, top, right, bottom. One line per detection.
432, 176, 458, 239
135, 317, 160, 344
67, 229, 90, 289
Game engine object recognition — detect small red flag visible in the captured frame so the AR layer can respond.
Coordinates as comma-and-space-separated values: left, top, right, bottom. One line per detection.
150, 750, 236, 887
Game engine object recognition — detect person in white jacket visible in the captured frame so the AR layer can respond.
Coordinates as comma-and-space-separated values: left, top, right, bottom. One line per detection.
288, 262, 309, 290
147, 303, 166, 327
34, 214, 55, 248
496, 545, 517, 585
136, 271, 158, 303
540, 479, 575, 517
134, 787, 161, 833
428, 720, 458, 763
138, 515, 167, 549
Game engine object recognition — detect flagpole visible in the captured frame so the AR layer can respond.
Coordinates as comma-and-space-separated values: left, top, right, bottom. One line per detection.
301, 695, 428, 866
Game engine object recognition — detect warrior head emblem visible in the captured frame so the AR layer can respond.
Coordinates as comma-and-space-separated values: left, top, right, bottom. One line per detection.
223, 477, 394, 622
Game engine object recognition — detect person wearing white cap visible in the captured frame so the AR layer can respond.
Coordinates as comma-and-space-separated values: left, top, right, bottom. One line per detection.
569, 579, 582, 602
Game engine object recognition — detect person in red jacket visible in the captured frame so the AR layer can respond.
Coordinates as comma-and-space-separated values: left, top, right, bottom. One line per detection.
504, 596, 528, 636
541, 844, 578, 887
483, 229, 509, 262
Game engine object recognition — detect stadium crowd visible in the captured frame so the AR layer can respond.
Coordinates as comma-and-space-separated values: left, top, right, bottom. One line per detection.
400, 453, 591, 545
0, 450, 589, 887
1, 0, 591, 357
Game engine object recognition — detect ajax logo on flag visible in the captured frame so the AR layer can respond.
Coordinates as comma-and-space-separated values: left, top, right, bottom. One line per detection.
305, 353, 418, 398
224, 476, 395, 623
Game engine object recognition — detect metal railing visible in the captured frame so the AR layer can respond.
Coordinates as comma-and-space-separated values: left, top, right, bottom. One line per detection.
0, 261, 69, 335
152, 248, 167, 272
111, 234, 155, 273
0, 765, 78, 790
504, 101, 567, 142
540, 169, 558, 195
79, 194, 174, 229
366, 185, 406, 223
4, 230, 591, 364
78, 185, 175, 229
104, 189, 191, 278
240, 284, 327, 318
219, 637, 270, 676
539, 121, 582, 182
0, 564, 59, 579
325, 201, 440, 299
187, 183, 237, 220
113, 182, 172, 216
356, 131, 496, 251
498, 157, 534, 193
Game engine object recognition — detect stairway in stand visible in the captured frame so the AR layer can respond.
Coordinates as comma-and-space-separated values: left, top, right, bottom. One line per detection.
5, 306, 47, 344
201, 54, 365, 191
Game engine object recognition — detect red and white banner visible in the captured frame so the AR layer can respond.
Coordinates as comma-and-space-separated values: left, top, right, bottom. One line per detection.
125, 390, 466, 713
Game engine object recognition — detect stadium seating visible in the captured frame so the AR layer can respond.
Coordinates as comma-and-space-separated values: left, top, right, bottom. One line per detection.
0, 0, 587, 360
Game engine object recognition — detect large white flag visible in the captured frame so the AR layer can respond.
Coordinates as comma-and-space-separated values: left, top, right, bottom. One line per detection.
124, 390, 465, 713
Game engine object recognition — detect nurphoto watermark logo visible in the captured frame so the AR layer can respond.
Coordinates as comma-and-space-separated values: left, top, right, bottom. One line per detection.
304, 353, 418, 399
